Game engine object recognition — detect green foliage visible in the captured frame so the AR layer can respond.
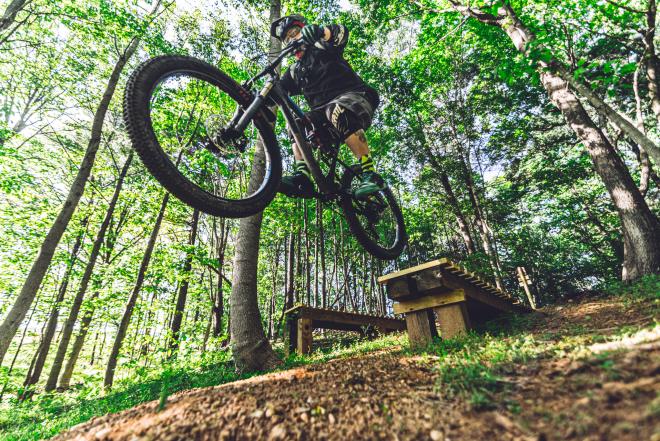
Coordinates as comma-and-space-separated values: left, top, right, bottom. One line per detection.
600, 274, 660, 307
0, 0, 657, 437
0, 351, 240, 440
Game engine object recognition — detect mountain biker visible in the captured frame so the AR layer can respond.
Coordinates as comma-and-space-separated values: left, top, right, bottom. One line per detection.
270, 15, 383, 199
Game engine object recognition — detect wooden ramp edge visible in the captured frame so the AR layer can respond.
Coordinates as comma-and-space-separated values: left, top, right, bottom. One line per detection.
377, 258, 532, 314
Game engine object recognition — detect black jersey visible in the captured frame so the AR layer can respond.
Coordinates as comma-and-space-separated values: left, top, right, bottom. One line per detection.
280, 24, 379, 110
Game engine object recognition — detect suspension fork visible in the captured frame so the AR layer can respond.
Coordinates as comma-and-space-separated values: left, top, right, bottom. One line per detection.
228, 79, 275, 134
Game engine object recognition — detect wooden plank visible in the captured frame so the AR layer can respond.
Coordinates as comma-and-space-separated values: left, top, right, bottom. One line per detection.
517, 266, 537, 309
434, 303, 469, 339
285, 305, 405, 332
297, 318, 313, 355
286, 315, 297, 357
377, 258, 452, 284
405, 310, 435, 349
385, 268, 446, 300
393, 289, 465, 314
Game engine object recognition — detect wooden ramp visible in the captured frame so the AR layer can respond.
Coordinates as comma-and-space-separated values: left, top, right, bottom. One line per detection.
378, 258, 532, 348
285, 305, 406, 355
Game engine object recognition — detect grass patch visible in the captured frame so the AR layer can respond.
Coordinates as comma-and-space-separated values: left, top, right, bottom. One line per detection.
420, 331, 543, 410
0, 333, 406, 441
600, 274, 660, 308
0, 351, 245, 441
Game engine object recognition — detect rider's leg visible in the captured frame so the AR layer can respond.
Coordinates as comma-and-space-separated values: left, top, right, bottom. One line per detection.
345, 129, 375, 173
327, 101, 382, 198
279, 134, 314, 197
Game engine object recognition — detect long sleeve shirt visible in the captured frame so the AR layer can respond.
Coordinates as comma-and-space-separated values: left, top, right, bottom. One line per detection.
280, 24, 379, 110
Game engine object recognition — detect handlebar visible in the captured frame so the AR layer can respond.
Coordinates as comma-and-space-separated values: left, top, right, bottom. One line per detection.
244, 39, 305, 88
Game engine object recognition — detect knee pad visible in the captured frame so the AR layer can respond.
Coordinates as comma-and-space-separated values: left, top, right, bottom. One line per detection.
325, 103, 363, 139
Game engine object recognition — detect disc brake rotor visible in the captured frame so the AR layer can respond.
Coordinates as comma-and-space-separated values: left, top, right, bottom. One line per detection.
204, 113, 247, 156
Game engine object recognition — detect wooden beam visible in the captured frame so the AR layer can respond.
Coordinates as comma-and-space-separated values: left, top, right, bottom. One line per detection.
285, 305, 406, 332
377, 259, 446, 284
434, 303, 470, 339
393, 289, 465, 314
405, 310, 435, 349
297, 318, 312, 355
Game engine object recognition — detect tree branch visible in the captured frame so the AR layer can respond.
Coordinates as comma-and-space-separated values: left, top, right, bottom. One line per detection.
604, 0, 645, 14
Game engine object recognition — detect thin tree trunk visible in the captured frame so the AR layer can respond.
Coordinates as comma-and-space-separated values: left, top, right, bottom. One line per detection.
169, 209, 200, 357
104, 193, 169, 389
45, 153, 134, 391
634, 63, 651, 195
0, 290, 41, 400
415, 112, 476, 253
448, 1, 660, 281
58, 291, 99, 389
22, 219, 87, 392
458, 150, 503, 288
643, 0, 660, 125
230, 0, 281, 373
318, 203, 326, 308
0, 29, 144, 366
304, 200, 311, 305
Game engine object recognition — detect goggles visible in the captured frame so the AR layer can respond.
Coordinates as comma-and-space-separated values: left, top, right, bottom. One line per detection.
283, 26, 302, 44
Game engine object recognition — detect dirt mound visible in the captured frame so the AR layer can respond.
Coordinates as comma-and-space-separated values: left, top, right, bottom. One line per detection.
53, 296, 659, 441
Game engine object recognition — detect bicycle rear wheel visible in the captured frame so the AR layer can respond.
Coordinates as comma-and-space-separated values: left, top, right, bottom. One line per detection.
339, 166, 407, 260
123, 55, 282, 218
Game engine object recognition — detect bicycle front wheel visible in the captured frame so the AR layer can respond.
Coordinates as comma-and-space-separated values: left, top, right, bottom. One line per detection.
123, 55, 282, 218
339, 166, 407, 260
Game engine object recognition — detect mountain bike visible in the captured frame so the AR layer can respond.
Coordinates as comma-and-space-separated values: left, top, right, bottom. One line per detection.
123, 39, 406, 260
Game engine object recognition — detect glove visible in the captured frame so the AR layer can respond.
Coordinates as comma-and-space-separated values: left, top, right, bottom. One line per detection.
300, 24, 325, 45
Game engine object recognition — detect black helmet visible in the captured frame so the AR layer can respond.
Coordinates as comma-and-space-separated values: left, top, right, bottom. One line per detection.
270, 14, 307, 41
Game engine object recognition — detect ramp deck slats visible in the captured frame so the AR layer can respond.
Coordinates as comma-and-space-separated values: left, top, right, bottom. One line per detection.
377, 258, 531, 314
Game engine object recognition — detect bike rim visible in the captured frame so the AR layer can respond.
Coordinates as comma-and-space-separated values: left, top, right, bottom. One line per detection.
348, 187, 402, 252
148, 70, 272, 203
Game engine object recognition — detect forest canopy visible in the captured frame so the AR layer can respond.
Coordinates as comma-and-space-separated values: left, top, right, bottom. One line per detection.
0, 0, 657, 435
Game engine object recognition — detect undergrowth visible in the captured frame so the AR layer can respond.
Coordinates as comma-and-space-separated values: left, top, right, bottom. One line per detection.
414, 275, 659, 411
0, 333, 406, 441
1, 276, 655, 440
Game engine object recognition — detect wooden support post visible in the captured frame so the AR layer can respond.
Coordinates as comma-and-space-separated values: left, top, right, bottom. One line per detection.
393, 289, 465, 314
404, 310, 435, 349
516, 266, 537, 309
434, 302, 470, 339
297, 317, 312, 355
286, 315, 297, 356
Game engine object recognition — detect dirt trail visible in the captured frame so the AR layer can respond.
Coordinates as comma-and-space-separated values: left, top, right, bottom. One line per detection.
54, 296, 659, 441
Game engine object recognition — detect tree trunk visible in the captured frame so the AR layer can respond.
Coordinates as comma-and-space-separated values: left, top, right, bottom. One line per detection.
0, 290, 41, 400
22, 219, 87, 392
318, 204, 326, 308
449, 1, 660, 281
229, 0, 281, 373
169, 208, 200, 357
0, 0, 27, 33
45, 152, 134, 391
457, 150, 503, 288
0, 33, 143, 366
634, 62, 651, 195
415, 113, 476, 254
104, 193, 169, 389
644, 0, 660, 126
212, 217, 229, 337
304, 200, 311, 305
58, 291, 98, 389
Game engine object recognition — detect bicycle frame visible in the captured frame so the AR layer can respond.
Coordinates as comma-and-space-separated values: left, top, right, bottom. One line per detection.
220, 41, 357, 199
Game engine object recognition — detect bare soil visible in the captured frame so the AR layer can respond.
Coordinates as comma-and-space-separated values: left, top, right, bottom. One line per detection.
53, 295, 659, 441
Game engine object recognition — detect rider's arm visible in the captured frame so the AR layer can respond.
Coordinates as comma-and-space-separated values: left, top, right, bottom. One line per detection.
321, 24, 348, 49
280, 65, 302, 96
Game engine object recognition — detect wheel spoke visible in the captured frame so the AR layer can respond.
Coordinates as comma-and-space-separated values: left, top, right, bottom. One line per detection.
148, 71, 269, 202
